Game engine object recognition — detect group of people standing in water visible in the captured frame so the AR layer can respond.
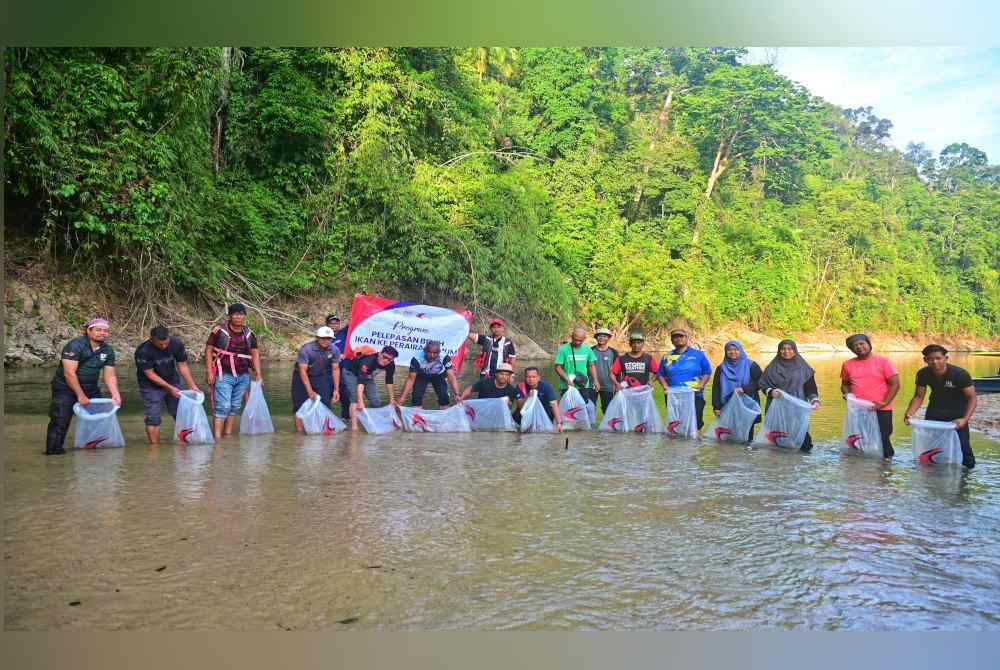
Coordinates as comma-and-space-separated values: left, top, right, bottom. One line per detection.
42, 306, 978, 469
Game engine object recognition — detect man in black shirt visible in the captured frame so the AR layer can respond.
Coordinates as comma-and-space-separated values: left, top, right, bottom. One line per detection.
467, 318, 517, 378
135, 326, 201, 444
45, 318, 122, 455
346, 345, 399, 430
459, 362, 521, 406
904, 344, 978, 468
399, 340, 461, 408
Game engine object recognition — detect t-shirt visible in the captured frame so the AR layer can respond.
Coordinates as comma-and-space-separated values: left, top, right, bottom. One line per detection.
409, 354, 454, 378
915, 364, 973, 420
591, 346, 618, 387
206, 324, 258, 376
554, 342, 598, 390
295, 341, 341, 377
472, 378, 521, 404
53, 336, 116, 390
611, 352, 658, 386
134, 337, 188, 389
349, 353, 396, 385
518, 380, 558, 419
840, 354, 899, 409
332, 327, 348, 356
476, 334, 516, 376
658, 347, 712, 395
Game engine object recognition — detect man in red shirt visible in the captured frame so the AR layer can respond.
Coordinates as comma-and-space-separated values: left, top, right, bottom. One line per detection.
840, 333, 900, 459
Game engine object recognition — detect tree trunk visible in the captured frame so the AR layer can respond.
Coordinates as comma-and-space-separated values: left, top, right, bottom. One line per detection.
212, 47, 234, 173
628, 89, 674, 224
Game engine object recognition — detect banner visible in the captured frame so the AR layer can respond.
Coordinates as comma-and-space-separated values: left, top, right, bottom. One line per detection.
343, 295, 473, 373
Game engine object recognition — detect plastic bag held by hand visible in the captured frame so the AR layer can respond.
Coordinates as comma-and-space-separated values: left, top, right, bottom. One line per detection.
705, 392, 760, 444
174, 390, 214, 444
754, 390, 814, 449
599, 385, 664, 433
665, 386, 698, 438
296, 396, 347, 435
399, 404, 472, 432
461, 399, 516, 432
559, 386, 592, 430
73, 398, 126, 449
520, 392, 556, 433
240, 380, 274, 435
358, 404, 402, 434
909, 418, 963, 465
841, 393, 883, 457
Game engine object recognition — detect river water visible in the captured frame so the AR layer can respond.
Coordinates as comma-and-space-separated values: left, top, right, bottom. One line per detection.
4, 352, 1000, 630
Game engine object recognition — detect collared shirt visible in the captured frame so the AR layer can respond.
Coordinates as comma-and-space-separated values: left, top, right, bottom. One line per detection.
296, 341, 341, 377
658, 347, 712, 395
53, 336, 116, 390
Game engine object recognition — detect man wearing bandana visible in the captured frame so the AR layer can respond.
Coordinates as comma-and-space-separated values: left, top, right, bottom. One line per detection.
45, 318, 122, 455
840, 333, 900, 459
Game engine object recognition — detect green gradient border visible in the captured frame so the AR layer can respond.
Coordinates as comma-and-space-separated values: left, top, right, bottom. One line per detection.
3, 0, 1000, 45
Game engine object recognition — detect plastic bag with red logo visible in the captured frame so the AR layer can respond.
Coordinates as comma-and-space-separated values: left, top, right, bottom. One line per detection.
598, 384, 664, 434
705, 392, 760, 444
358, 404, 402, 434
296, 396, 347, 435
909, 418, 963, 465
754, 390, 814, 449
558, 386, 592, 430
399, 404, 472, 432
72, 398, 126, 449
665, 386, 698, 438
174, 390, 214, 444
519, 391, 556, 433
240, 380, 274, 435
841, 394, 883, 458
461, 398, 517, 432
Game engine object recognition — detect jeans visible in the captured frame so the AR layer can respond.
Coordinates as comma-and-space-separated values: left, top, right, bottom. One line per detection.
213, 372, 250, 418
46, 383, 101, 454
342, 369, 380, 406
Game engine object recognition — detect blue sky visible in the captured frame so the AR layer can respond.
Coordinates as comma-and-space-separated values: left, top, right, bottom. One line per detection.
744, 48, 1000, 164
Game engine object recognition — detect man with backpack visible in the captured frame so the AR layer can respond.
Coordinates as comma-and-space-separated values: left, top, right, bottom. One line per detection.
205, 304, 262, 439
468, 318, 517, 378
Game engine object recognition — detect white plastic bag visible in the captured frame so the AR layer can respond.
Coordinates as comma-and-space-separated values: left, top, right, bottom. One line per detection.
558, 386, 592, 430
174, 390, 214, 444
754, 390, 814, 449
666, 386, 698, 438
598, 385, 664, 433
841, 394, 883, 457
358, 404, 402, 434
909, 418, 963, 465
519, 392, 556, 433
461, 399, 516, 432
295, 396, 347, 435
705, 392, 760, 444
72, 398, 126, 449
240, 380, 274, 435
399, 404, 472, 432
586, 399, 597, 426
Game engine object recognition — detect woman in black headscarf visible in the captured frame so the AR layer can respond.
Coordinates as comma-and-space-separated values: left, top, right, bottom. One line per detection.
760, 339, 821, 451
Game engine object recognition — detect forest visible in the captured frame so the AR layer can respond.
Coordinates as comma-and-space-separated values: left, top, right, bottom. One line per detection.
5, 47, 999, 340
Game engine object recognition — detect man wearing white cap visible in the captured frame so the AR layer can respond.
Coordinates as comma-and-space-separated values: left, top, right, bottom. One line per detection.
45, 317, 122, 455
291, 326, 342, 433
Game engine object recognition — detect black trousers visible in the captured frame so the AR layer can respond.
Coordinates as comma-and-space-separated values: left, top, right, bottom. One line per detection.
412, 375, 450, 407
927, 412, 975, 468
339, 372, 351, 420
876, 410, 894, 459
46, 384, 101, 454
597, 387, 615, 413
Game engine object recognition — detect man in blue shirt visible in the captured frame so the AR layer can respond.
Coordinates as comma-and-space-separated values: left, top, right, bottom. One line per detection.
657, 328, 712, 430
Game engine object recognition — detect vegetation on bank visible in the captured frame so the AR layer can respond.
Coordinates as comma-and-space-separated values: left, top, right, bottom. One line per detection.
5, 48, 999, 341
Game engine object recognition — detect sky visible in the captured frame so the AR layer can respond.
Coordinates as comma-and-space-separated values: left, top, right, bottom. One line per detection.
743, 48, 1000, 164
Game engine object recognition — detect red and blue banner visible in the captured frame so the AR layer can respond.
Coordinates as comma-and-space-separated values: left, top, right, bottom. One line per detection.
343, 295, 473, 373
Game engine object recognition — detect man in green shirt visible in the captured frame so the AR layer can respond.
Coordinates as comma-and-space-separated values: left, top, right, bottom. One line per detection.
46, 317, 122, 455
554, 327, 601, 403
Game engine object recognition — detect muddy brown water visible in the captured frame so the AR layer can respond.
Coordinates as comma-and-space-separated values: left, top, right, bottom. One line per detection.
4, 352, 1000, 630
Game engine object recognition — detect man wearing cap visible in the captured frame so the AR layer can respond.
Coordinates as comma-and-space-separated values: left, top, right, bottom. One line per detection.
291, 327, 342, 433
135, 325, 200, 444
554, 327, 601, 402
459, 362, 521, 407
45, 318, 122, 455
656, 328, 712, 430
591, 328, 619, 413
346, 345, 399, 431
205, 303, 262, 439
840, 333, 900, 459
468, 318, 517, 378
610, 332, 658, 389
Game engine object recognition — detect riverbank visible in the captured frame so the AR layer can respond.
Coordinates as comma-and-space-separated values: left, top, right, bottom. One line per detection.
5, 271, 1000, 368
975, 394, 1000, 441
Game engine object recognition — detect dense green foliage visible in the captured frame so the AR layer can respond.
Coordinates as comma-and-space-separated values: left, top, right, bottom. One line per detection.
5, 47, 999, 337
